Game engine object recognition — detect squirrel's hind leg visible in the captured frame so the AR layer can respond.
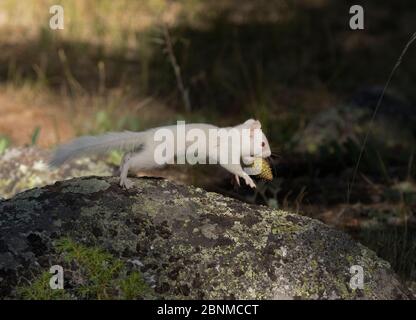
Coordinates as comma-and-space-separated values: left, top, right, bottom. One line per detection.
119, 152, 134, 189
119, 150, 161, 189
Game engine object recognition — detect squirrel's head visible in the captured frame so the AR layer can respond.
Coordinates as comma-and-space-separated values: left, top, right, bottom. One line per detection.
241, 119, 271, 158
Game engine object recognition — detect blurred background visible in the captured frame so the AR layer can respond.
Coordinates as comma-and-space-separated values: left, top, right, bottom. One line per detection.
0, 0, 415, 289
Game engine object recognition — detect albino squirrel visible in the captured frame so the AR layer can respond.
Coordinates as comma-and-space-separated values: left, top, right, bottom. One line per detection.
50, 119, 272, 189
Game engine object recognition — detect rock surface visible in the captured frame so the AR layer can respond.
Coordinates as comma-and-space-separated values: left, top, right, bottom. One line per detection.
0, 147, 115, 199
0, 176, 413, 299
291, 88, 416, 159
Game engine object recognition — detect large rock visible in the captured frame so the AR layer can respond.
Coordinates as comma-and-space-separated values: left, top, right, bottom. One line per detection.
0, 176, 412, 299
291, 89, 416, 162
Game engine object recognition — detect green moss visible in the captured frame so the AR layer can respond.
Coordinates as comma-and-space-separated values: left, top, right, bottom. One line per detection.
56, 238, 125, 299
333, 279, 354, 299
120, 271, 152, 300
18, 238, 153, 300
17, 271, 71, 300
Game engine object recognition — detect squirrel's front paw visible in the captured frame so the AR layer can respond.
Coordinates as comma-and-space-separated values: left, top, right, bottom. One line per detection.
120, 177, 134, 190
243, 175, 256, 189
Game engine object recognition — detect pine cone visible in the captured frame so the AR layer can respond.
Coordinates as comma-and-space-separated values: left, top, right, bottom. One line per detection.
251, 158, 273, 181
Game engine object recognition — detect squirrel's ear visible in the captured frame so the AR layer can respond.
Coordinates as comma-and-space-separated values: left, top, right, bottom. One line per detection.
251, 120, 261, 130
247, 120, 262, 137
242, 119, 262, 135
243, 119, 261, 128
243, 119, 256, 126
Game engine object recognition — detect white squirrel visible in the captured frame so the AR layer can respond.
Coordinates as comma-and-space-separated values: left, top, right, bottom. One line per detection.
49, 119, 272, 189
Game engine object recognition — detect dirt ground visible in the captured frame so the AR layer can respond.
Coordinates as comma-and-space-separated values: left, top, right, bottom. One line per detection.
0, 88, 75, 147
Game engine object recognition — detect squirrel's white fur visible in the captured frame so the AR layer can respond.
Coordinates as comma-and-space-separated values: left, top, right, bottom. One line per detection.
49, 119, 271, 189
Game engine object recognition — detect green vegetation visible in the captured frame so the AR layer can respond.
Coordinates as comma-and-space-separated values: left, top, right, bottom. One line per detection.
17, 271, 71, 300
119, 271, 153, 300
30, 127, 41, 146
0, 136, 10, 154
18, 238, 153, 300
360, 225, 416, 281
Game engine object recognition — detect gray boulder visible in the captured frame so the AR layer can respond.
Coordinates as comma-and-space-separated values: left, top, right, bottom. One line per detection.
0, 176, 412, 299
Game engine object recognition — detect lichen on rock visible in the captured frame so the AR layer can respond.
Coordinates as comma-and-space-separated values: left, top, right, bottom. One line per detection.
0, 176, 413, 299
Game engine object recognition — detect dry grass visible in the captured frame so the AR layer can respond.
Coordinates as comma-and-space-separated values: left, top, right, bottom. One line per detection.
0, 0, 198, 146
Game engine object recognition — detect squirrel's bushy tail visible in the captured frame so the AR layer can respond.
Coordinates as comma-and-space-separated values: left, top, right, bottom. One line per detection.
49, 131, 146, 167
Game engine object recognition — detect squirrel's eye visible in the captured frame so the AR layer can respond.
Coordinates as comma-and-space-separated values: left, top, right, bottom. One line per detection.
262, 142, 265, 147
